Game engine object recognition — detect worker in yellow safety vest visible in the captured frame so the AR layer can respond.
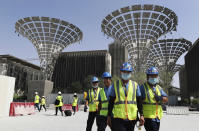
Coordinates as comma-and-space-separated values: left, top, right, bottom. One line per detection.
107, 62, 145, 131
54, 91, 64, 116
86, 76, 101, 131
84, 91, 88, 112
39, 96, 47, 112
97, 72, 112, 131
140, 67, 168, 131
72, 93, 78, 115
34, 92, 40, 111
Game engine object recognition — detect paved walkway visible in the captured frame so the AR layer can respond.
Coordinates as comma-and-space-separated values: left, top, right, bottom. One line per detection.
0, 110, 198, 131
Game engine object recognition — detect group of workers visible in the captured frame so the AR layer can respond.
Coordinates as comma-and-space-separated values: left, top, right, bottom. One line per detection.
34, 62, 167, 131
85, 62, 168, 131
34, 91, 78, 116
34, 92, 47, 112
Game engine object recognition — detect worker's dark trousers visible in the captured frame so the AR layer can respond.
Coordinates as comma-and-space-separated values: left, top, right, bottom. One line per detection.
34, 103, 40, 111
55, 106, 63, 116
97, 116, 107, 131
72, 106, 76, 114
112, 118, 136, 131
39, 105, 47, 112
144, 119, 160, 131
86, 112, 98, 131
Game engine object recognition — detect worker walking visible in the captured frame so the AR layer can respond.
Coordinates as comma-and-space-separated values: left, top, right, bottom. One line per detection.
140, 67, 168, 131
34, 92, 40, 111
97, 72, 112, 131
54, 91, 64, 116
107, 62, 145, 131
72, 93, 78, 115
86, 76, 101, 131
39, 96, 47, 112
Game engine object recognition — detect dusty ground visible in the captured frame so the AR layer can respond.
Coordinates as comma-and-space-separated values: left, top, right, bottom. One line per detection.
0, 109, 198, 131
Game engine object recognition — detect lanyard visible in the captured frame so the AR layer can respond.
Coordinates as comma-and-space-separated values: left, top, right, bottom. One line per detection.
122, 82, 129, 97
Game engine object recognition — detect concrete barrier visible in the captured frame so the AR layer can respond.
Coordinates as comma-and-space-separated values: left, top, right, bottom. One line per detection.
166, 106, 189, 115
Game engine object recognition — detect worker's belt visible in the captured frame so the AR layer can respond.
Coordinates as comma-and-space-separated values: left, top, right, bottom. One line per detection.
143, 102, 162, 105
101, 100, 108, 104
101, 107, 108, 110
114, 101, 137, 105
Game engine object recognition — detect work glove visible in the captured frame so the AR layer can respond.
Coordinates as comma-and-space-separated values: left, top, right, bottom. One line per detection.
154, 95, 163, 102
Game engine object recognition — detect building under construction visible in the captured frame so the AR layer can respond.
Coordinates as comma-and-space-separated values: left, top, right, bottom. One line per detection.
0, 55, 43, 93
109, 41, 128, 77
52, 50, 111, 92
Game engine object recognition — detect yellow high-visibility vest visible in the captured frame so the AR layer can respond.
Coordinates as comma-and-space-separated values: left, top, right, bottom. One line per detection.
84, 92, 87, 100
72, 97, 78, 106
88, 88, 100, 112
99, 88, 108, 116
34, 95, 40, 104
143, 83, 163, 119
56, 95, 63, 107
113, 80, 138, 120
41, 98, 46, 105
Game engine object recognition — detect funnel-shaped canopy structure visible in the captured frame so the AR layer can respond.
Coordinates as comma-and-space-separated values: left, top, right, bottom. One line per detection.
15, 16, 83, 80
147, 38, 192, 72
101, 4, 178, 70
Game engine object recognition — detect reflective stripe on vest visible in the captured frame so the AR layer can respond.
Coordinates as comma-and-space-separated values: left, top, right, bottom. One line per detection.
113, 80, 138, 120
88, 88, 100, 112
143, 83, 163, 119
99, 88, 109, 116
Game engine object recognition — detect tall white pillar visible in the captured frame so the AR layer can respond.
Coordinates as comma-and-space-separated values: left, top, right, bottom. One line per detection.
0, 75, 15, 117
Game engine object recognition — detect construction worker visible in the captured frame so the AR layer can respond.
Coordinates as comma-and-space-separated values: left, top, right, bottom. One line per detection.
84, 91, 88, 112
39, 96, 47, 112
97, 72, 112, 131
86, 76, 101, 131
54, 91, 63, 116
107, 62, 145, 131
72, 93, 78, 115
34, 92, 40, 111
140, 67, 168, 131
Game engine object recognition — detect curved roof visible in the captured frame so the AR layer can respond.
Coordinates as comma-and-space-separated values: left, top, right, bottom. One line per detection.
15, 16, 83, 79
147, 38, 192, 72
101, 4, 178, 43
101, 4, 178, 70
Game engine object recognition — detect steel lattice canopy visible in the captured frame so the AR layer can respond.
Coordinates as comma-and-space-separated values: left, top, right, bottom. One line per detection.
101, 4, 178, 69
15, 16, 83, 80
147, 38, 192, 72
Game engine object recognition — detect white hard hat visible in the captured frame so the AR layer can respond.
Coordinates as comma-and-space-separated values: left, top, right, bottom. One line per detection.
58, 91, 62, 94
35, 92, 38, 95
42, 96, 45, 98
74, 93, 77, 95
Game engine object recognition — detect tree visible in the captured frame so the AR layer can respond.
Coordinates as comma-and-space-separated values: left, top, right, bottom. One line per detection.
158, 70, 175, 94
112, 75, 120, 82
131, 71, 146, 85
83, 75, 93, 91
83, 75, 104, 91
68, 81, 83, 93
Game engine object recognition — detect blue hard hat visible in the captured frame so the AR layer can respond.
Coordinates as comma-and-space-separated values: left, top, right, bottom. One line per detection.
120, 62, 133, 72
146, 67, 159, 75
102, 72, 112, 78
91, 76, 99, 83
